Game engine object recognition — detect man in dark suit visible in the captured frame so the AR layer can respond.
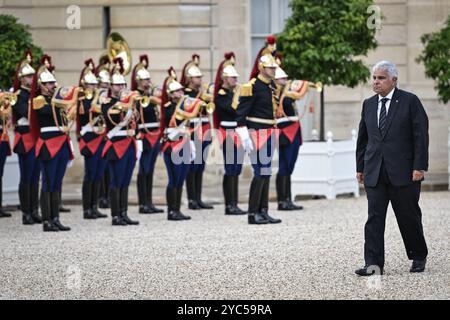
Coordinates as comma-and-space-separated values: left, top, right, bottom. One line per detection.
355, 60, 429, 276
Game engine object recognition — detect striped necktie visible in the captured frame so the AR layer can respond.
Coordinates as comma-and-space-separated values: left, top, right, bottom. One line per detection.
379, 97, 389, 135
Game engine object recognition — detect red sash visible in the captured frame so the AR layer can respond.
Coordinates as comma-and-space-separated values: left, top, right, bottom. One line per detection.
142, 130, 161, 148
161, 137, 190, 153
79, 135, 103, 155
218, 127, 241, 148
13, 132, 35, 153
279, 122, 300, 143
36, 135, 74, 160
102, 137, 135, 160
250, 128, 279, 150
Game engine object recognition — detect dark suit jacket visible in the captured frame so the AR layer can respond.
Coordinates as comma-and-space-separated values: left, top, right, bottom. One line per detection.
356, 88, 429, 187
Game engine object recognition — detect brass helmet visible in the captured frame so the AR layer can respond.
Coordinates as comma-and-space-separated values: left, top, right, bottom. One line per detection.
180, 54, 203, 86
165, 67, 184, 93
221, 52, 239, 78
18, 51, 36, 78
250, 35, 278, 79
96, 53, 111, 84
37, 55, 57, 84
275, 67, 288, 80
79, 59, 98, 86
13, 50, 36, 91
131, 55, 151, 91
110, 57, 126, 85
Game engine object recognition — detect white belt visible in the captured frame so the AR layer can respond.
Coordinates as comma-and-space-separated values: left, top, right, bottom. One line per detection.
190, 117, 209, 124
109, 130, 132, 138
276, 116, 298, 124
80, 124, 100, 136
220, 121, 237, 127
18, 117, 30, 126
138, 122, 160, 129
246, 117, 276, 125
40, 126, 63, 133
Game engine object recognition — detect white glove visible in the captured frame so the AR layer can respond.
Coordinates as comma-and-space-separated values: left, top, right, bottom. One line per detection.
67, 160, 73, 168
236, 126, 254, 154
189, 140, 196, 162
136, 140, 143, 161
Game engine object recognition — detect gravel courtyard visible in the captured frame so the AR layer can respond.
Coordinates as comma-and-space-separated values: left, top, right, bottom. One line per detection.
0, 191, 448, 300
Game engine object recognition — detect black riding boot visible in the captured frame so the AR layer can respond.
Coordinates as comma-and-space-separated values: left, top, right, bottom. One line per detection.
110, 187, 126, 225
247, 177, 268, 225
260, 178, 281, 224
51, 192, 71, 231
186, 171, 200, 209
92, 181, 107, 218
82, 180, 96, 219
20, 184, 34, 224
120, 187, 139, 225
0, 179, 11, 218
195, 171, 213, 209
167, 187, 183, 221
59, 191, 71, 212
276, 175, 291, 211
231, 175, 246, 214
137, 173, 151, 213
147, 173, 163, 213
41, 191, 58, 231
286, 175, 303, 210
176, 187, 190, 220
99, 172, 110, 208
30, 183, 42, 223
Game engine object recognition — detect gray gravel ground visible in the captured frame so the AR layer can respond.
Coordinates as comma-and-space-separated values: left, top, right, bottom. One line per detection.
0, 191, 449, 300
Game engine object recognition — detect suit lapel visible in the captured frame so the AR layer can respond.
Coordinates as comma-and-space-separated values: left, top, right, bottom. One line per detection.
381, 88, 400, 140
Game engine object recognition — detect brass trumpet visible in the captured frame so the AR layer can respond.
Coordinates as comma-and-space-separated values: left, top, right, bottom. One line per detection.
51, 86, 81, 133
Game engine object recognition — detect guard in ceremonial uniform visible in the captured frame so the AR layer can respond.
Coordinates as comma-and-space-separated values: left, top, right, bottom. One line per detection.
10, 51, 41, 223
29, 55, 75, 231
131, 55, 164, 214
101, 58, 139, 226
77, 59, 108, 219
274, 65, 304, 211
213, 52, 246, 215
160, 67, 205, 221
180, 55, 214, 210
96, 55, 111, 209
236, 35, 282, 225
0, 91, 14, 218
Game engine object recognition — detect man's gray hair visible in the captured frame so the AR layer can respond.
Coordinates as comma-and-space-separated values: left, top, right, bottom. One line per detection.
372, 60, 398, 79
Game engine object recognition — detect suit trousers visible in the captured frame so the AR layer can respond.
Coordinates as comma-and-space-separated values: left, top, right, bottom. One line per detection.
364, 162, 428, 268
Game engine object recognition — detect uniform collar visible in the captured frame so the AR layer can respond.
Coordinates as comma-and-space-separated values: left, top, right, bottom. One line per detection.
257, 74, 271, 84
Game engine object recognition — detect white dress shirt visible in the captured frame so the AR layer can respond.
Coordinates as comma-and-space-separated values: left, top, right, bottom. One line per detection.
377, 87, 395, 126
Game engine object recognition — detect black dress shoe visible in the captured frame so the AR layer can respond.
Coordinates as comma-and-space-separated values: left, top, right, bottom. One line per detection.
22, 213, 35, 225
168, 211, 185, 221
31, 212, 43, 223
260, 209, 282, 224
92, 206, 107, 218
277, 201, 292, 211
197, 200, 213, 209
83, 209, 97, 220
178, 211, 191, 220
112, 216, 127, 226
248, 213, 269, 225
287, 200, 303, 210
52, 218, 71, 231
188, 200, 201, 210
148, 204, 164, 213
43, 221, 59, 232
59, 206, 71, 213
0, 209, 11, 218
139, 204, 152, 214
410, 258, 426, 273
355, 265, 383, 276
121, 212, 139, 225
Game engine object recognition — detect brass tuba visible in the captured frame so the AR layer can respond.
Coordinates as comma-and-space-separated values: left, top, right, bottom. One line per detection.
107, 32, 132, 76
0, 92, 16, 139
51, 86, 80, 133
